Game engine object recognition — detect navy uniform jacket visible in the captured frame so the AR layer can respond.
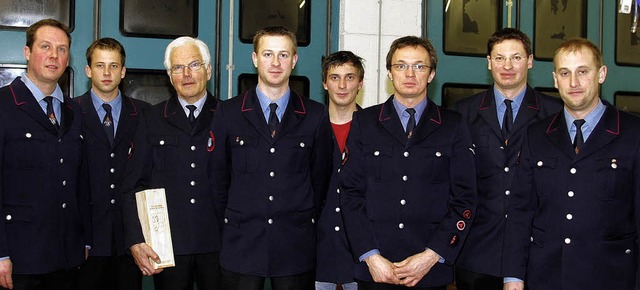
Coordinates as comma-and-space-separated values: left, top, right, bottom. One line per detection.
122, 93, 221, 255
503, 102, 640, 290
76, 92, 150, 256
340, 96, 477, 287
454, 86, 561, 276
0, 78, 85, 274
316, 107, 361, 284
210, 88, 332, 277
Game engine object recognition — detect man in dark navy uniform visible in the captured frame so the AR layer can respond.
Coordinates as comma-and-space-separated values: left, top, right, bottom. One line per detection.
0, 19, 85, 290
503, 38, 640, 290
122, 36, 221, 290
315, 51, 364, 290
453, 28, 561, 290
75, 38, 149, 290
339, 36, 477, 290
210, 26, 332, 290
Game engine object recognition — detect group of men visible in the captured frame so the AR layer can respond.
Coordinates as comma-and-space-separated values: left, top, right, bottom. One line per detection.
0, 17, 637, 290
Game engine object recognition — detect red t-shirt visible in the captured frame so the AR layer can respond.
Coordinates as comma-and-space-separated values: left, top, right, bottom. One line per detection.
331, 121, 352, 153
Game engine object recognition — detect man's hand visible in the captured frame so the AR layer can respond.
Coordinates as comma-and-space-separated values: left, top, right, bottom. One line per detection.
0, 259, 13, 289
130, 243, 163, 276
393, 248, 439, 287
504, 281, 525, 290
364, 254, 401, 285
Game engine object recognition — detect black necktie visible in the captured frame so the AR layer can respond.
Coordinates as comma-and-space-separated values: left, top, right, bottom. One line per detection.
406, 108, 416, 139
44, 96, 59, 129
268, 103, 279, 138
573, 119, 586, 154
102, 103, 114, 146
502, 99, 513, 139
186, 105, 197, 127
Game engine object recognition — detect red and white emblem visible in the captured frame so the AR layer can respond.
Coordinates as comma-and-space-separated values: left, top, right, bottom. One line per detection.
457, 220, 466, 231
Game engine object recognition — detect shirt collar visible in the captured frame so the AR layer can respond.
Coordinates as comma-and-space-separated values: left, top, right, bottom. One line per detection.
392, 96, 428, 123
256, 85, 290, 119
90, 89, 123, 112
20, 72, 64, 103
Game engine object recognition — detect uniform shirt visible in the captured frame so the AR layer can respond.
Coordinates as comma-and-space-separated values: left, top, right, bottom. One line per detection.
177, 92, 207, 119
494, 86, 526, 129
564, 99, 606, 143
21, 72, 63, 123
256, 85, 289, 122
392, 97, 427, 131
90, 89, 122, 133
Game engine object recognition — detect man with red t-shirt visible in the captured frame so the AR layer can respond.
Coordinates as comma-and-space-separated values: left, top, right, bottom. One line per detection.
315, 51, 364, 290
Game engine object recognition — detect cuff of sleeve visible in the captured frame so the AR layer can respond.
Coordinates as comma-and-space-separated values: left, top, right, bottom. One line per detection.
359, 249, 380, 262
504, 277, 524, 283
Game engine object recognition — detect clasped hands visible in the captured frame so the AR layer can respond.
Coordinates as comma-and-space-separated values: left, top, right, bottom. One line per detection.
364, 249, 440, 287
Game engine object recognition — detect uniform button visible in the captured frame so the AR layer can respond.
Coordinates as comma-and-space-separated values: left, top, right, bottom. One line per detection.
402, 175, 408, 181
611, 163, 617, 169
159, 140, 165, 145
435, 152, 442, 157
336, 188, 340, 194
568, 191, 575, 197
58, 139, 62, 143
224, 218, 228, 223
191, 146, 196, 151
334, 226, 340, 232
504, 167, 510, 172
190, 181, 196, 186
570, 168, 577, 174
270, 148, 276, 153
191, 163, 196, 168
269, 196, 274, 201
268, 218, 273, 224
499, 146, 505, 150
59, 158, 64, 164
505, 190, 511, 196
625, 249, 632, 254
62, 180, 66, 186
190, 199, 196, 204
300, 142, 305, 148
25, 133, 32, 138
110, 153, 115, 158
566, 213, 573, 220
335, 207, 340, 212
239, 140, 244, 145
62, 203, 67, 209
400, 199, 406, 205
110, 199, 116, 204
505, 214, 508, 218
269, 172, 275, 177
374, 151, 380, 156
398, 223, 404, 229
537, 161, 543, 166
564, 238, 571, 244
110, 168, 115, 173
403, 152, 409, 157
5, 215, 11, 221
312, 218, 315, 224
530, 236, 534, 242
110, 184, 115, 189
337, 168, 341, 173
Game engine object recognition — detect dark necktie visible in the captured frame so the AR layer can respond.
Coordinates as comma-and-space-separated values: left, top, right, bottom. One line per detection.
502, 99, 513, 139
102, 103, 114, 146
186, 105, 197, 127
268, 103, 279, 138
406, 108, 416, 139
573, 119, 586, 154
44, 96, 59, 129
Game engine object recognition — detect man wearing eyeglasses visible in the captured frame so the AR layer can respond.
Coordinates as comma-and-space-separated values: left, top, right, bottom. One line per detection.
122, 36, 221, 290
339, 36, 477, 289
453, 28, 561, 290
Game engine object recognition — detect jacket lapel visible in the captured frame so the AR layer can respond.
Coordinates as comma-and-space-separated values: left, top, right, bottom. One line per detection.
574, 104, 619, 161
378, 96, 410, 146
9, 78, 61, 135
191, 92, 218, 134
77, 92, 110, 146
240, 89, 273, 141
113, 96, 141, 146
408, 99, 442, 147
164, 96, 192, 133
477, 89, 503, 141
545, 112, 576, 159
276, 91, 306, 141
510, 86, 542, 136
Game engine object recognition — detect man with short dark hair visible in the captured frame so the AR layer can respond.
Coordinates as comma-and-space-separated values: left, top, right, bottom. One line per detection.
76, 37, 149, 290
340, 36, 477, 289
0, 18, 85, 290
454, 28, 561, 290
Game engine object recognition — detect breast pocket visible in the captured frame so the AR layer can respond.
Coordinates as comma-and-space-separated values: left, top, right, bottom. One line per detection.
363, 143, 393, 181
281, 135, 314, 173
532, 157, 557, 197
150, 134, 179, 172
595, 157, 632, 200
229, 135, 259, 173
413, 146, 451, 183
7, 129, 48, 169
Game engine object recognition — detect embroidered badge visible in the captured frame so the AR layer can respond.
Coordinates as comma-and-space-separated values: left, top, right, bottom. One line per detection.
449, 234, 458, 246
457, 220, 466, 231
207, 131, 215, 152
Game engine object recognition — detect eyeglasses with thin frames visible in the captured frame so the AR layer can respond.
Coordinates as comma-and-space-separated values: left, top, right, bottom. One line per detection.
390, 63, 432, 72
169, 61, 205, 74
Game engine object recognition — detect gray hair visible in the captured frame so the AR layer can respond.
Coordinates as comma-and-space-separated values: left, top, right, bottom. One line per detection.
163, 36, 211, 71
